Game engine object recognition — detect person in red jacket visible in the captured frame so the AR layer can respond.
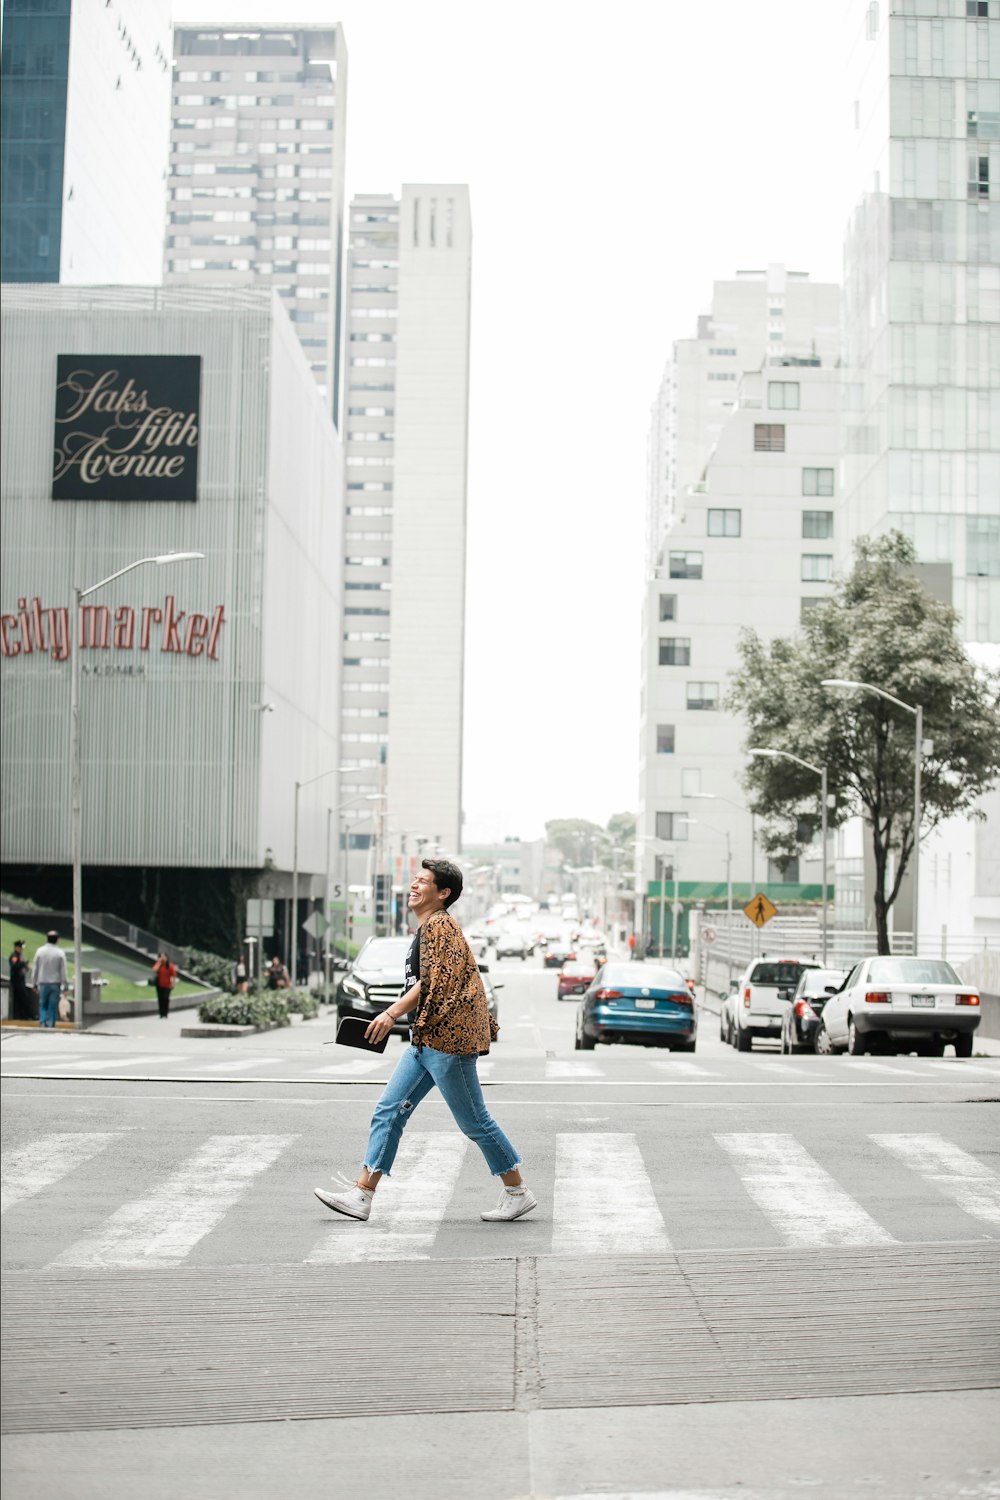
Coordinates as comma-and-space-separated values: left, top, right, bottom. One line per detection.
151, 952, 178, 1019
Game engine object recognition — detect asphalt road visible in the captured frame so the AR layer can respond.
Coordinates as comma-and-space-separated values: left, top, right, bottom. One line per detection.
2, 951, 999, 1500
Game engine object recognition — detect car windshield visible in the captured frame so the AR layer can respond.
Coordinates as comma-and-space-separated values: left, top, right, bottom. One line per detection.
602, 964, 687, 990
750, 961, 816, 987
355, 939, 410, 972
868, 958, 961, 985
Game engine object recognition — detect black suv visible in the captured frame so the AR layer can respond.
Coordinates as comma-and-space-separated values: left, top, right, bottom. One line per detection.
336, 935, 500, 1039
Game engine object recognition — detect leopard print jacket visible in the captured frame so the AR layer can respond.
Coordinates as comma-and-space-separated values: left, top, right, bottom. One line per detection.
411, 909, 499, 1056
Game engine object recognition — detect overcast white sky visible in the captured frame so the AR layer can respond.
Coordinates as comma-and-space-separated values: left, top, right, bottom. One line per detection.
174, 0, 852, 844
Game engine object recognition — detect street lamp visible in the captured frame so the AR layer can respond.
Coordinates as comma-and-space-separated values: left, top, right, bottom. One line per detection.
748, 747, 830, 963
821, 678, 924, 952
71, 551, 204, 1030
677, 817, 733, 977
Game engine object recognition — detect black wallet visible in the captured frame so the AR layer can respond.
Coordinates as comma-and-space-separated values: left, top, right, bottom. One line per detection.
334, 1015, 389, 1053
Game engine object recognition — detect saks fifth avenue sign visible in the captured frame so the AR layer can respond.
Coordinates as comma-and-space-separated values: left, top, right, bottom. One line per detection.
0, 596, 225, 663
52, 355, 201, 502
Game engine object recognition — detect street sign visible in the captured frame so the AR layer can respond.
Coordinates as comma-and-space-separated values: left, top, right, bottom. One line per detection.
301, 911, 330, 938
743, 893, 778, 929
701, 925, 717, 946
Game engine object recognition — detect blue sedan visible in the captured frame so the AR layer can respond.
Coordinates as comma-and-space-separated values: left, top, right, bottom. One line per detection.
575, 961, 698, 1052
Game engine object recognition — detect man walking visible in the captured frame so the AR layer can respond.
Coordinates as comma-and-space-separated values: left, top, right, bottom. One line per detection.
30, 931, 68, 1029
314, 858, 537, 1224
8, 939, 32, 1019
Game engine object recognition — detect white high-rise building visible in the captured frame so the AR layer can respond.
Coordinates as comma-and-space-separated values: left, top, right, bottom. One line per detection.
637, 269, 841, 945
841, 0, 999, 642
164, 24, 348, 423
340, 186, 472, 880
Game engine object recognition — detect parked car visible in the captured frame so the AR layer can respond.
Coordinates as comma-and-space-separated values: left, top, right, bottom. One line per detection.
731, 956, 822, 1051
718, 981, 741, 1043
543, 937, 576, 969
336, 935, 499, 1038
780, 967, 848, 1054
557, 959, 597, 1000
495, 928, 529, 960
575, 961, 697, 1051
815, 956, 981, 1057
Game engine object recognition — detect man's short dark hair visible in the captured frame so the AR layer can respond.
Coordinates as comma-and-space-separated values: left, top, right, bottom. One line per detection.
46, 931, 58, 943
422, 857, 463, 909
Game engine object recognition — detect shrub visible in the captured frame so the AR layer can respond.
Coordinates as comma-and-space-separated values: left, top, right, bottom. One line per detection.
185, 948, 237, 992
197, 994, 291, 1028
285, 988, 319, 1019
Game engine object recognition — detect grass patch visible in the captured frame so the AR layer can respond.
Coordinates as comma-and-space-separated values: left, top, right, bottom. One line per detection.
1, 916, 206, 1002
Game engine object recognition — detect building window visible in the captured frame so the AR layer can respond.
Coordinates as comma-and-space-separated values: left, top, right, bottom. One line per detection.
658, 593, 677, 622
768, 381, 800, 410
802, 510, 834, 539
686, 682, 719, 711
802, 467, 834, 496
968, 154, 990, 200
801, 554, 834, 582
708, 347, 736, 356
967, 1, 989, 16
669, 550, 703, 580
656, 724, 675, 754
655, 812, 688, 842
659, 637, 691, 666
681, 768, 701, 797
800, 597, 829, 622
707, 372, 737, 381
754, 424, 785, 452
707, 508, 741, 537
967, 515, 1000, 577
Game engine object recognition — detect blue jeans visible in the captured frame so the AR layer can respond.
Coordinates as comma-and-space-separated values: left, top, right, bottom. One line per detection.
38, 984, 60, 1028
363, 1044, 521, 1178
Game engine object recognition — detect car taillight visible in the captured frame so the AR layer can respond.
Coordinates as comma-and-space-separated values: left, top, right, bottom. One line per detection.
686, 979, 696, 994
794, 998, 816, 1019
567, 953, 576, 962
956, 993, 980, 1006
670, 991, 693, 1008
595, 989, 622, 1000
743, 986, 751, 1008
865, 991, 891, 1004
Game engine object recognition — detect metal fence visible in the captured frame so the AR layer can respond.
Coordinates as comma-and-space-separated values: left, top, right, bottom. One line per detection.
693, 911, 1000, 996
83, 912, 187, 969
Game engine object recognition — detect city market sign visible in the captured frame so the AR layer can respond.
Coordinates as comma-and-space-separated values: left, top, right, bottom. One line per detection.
1, 595, 225, 662
52, 355, 201, 502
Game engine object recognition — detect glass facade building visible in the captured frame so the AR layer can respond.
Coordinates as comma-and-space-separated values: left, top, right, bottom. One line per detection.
1, 0, 172, 285
164, 25, 348, 426
842, 0, 1000, 642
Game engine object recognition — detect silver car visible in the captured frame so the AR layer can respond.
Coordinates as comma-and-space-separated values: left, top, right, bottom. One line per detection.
815, 956, 981, 1057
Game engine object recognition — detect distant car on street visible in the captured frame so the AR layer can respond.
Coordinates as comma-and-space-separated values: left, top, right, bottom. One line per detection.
575, 961, 697, 1051
495, 929, 529, 960
543, 936, 576, 969
730, 956, 823, 1051
780, 967, 848, 1053
557, 959, 597, 1000
815, 956, 981, 1057
718, 981, 741, 1044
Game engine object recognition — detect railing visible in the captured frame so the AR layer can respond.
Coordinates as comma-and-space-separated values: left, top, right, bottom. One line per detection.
83, 912, 187, 969
691, 911, 1000, 993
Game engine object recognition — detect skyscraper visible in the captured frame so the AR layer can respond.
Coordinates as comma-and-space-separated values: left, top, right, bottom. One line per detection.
841, 0, 1000, 642
1, 0, 172, 284
340, 186, 472, 874
164, 24, 348, 423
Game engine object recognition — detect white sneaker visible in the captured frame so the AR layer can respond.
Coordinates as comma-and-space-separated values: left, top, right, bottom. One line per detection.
314, 1184, 373, 1220
481, 1186, 538, 1222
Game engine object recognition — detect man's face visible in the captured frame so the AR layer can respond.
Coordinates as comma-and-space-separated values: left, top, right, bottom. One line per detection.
409, 868, 449, 914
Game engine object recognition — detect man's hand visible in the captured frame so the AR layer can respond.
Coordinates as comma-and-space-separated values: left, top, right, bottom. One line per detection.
365, 1009, 397, 1044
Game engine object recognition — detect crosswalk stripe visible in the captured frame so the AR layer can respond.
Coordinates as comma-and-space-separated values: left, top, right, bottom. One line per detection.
750, 1061, 817, 1079
546, 1059, 603, 1079
187, 1057, 285, 1074
715, 1133, 896, 1247
8, 1054, 187, 1075
553, 1133, 672, 1255
306, 1057, 389, 1078
2, 1132, 123, 1215
871, 1133, 1000, 1228
476, 1057, 495, 1077
650, 1060, 720, 1078
926, 1060, 1000, 1078
840, 1059, 923, 1076
305, 1135, 468, 1263
47, 1134, 295, 1267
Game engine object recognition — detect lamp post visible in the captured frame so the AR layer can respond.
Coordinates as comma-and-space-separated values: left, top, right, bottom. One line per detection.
822, 678, 923, 953
748, 747, 829, 963
71, 551, 204, 1031
687, 791, 756, 901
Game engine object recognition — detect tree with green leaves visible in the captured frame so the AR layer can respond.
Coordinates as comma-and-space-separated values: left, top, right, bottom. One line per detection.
727, 533, 1000, 954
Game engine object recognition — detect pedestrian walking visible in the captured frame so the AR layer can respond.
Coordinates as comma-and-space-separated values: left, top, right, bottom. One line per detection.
30, 931, 68, 1028
266, 956, 290, 990
150, 951, 177, 1019
233, 953, 249, 994
314, 858, 537, 1224
8, 939, 33, 1019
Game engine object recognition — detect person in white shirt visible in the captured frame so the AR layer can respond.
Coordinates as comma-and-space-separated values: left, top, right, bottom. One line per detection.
30, 931, 68, 1029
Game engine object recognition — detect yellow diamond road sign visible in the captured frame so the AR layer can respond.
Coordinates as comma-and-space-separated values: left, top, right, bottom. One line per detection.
744, 892, 778, 929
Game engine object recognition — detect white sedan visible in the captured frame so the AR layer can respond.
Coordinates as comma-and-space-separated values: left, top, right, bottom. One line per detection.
815, 956, 981, 1058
